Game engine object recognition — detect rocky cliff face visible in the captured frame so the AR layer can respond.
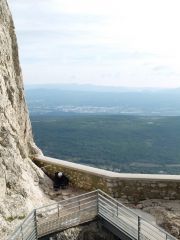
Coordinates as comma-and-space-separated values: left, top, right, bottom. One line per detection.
0, 1, 52, 238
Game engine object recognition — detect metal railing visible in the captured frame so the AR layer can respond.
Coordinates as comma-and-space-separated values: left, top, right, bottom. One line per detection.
8, 211, 37, 240
36, 190, 98, 238
98, 190, 177, 240
8, 190, 177, 240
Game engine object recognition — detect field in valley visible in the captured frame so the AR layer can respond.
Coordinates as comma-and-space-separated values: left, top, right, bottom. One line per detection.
31, 115, 180, 174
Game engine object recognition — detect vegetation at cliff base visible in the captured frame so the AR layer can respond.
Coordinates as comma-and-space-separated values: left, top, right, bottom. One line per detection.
31, 115, 180, 174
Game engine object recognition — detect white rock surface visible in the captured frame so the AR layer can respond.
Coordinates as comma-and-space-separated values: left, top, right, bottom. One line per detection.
0, 1, 53, 238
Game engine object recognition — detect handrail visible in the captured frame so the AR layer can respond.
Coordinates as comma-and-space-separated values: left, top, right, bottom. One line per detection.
37, 189, 97, 211
36, 194, 97, 215
8, 189, 177, 240
97, 189, 177, 239
98, 189, 140, 217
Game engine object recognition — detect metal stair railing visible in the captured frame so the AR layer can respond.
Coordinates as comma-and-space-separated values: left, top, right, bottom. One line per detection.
36, 190, 98, 238
8, 189, 178, 240
97, 190, 177, 240
9, 210, 37, 240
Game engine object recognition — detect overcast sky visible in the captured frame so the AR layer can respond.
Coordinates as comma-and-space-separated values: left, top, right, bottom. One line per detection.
8, 0, 180, 88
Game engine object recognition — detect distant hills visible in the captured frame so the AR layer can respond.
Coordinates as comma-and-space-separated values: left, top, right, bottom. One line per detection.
25, 84, 180, 116
25, 83, 180, 93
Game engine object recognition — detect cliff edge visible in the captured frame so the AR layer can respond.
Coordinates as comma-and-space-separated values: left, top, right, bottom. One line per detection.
0, 1, 52, 238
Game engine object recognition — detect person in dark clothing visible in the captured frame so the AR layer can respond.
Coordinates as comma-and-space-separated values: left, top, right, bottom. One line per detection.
53, 172, 69, 191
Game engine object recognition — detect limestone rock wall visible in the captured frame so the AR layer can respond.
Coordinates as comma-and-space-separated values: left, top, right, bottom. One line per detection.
0, 1, 52, 238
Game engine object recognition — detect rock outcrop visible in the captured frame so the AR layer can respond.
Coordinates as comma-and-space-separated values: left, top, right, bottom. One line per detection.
54, 221, 119, 240
0, 1, 53, 238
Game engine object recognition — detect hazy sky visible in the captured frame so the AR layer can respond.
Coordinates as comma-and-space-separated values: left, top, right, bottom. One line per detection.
8, 0, 180, 88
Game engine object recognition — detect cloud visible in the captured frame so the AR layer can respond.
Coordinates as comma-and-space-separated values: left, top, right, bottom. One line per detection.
8, 0, 180, 88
